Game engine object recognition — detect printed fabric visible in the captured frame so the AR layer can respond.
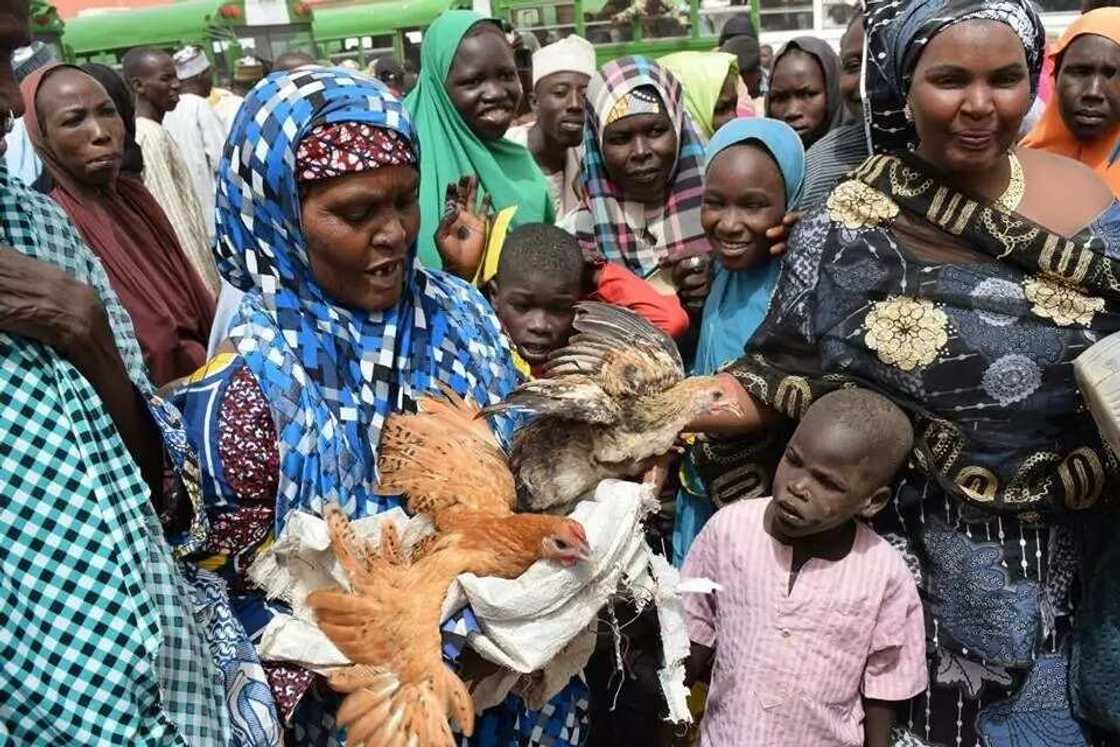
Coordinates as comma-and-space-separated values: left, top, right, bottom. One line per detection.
164, 65, 590, 745
0, 161, 236, 745
295, 122, 416, 182
212, 65, 519, 534
725, 152, 1120, 745
571, 56, 709, 276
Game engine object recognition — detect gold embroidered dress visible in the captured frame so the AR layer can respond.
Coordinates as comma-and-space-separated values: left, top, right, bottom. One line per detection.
726, 151, 1120, 745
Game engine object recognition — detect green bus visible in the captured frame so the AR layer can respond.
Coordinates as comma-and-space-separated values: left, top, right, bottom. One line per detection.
313, 0, 469, 68
490, 0, 761, 65
63, 0, 315, 73
29, 0, 65, 60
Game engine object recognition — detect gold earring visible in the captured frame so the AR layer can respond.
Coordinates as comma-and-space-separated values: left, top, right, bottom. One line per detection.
904, 102, 913, 122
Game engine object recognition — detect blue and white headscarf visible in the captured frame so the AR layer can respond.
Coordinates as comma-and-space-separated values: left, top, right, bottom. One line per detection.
214, 67, 518, 530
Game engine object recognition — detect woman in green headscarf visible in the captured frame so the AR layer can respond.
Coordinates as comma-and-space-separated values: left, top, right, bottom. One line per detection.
405, 10, 554, 268
658, 51, 739, 142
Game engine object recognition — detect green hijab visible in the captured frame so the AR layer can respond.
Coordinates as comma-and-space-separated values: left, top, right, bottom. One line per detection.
404, 10, 554, 268
658, 51, 737, 142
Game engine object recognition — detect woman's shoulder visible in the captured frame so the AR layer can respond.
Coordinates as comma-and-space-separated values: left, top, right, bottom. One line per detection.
1018, 147, 1115, 234
421, 266, 502, 321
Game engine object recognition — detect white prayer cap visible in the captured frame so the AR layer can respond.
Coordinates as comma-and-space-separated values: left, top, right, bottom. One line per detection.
531, 34, 596, 88
173, 45, 211, 80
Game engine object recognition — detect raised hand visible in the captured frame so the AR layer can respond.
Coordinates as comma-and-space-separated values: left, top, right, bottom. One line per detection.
435, 175, 493, 280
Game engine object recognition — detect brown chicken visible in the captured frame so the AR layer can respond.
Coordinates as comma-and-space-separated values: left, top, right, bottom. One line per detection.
305, 389, 592, 747
483, 301, 739, 514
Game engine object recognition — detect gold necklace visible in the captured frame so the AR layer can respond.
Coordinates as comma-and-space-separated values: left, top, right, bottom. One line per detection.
994, 151, 1024, 213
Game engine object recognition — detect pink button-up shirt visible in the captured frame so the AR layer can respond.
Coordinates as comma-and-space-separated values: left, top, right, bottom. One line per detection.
683, 498, 927, 746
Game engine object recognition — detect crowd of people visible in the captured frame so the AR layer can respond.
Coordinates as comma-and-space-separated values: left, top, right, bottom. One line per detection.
4, 0, 1120, 743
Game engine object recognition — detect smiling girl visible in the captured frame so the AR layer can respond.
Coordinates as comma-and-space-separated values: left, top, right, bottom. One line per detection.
673, 117, 805, 564
405, 10, 554, 269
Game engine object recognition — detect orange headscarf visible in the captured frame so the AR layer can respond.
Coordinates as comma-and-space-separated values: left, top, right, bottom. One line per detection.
1022, 8, 1120, 197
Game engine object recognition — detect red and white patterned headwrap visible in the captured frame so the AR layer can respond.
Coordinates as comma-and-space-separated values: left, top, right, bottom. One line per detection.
295, 122, 416, 183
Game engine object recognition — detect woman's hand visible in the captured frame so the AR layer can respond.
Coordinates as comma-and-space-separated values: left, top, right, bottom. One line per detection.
435, 175, 492, 280
765, 211, 801, 257
0, 246, 163, 498
0, 245, 109, 364
666, 252, 712, 312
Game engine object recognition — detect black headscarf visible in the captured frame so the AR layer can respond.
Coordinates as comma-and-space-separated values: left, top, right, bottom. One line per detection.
80, 63, 144, 177
718, 13, 758, 46
863, 0, 1045, 154
767, 36, 845, 141
721, 33, 761, 75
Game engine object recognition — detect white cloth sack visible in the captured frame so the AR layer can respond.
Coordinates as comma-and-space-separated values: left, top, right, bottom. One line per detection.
1075, 329, 1120, 458
250, 479, 692, 720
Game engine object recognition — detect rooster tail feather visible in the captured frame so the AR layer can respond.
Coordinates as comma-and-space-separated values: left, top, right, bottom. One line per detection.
323, 503, 374, 585
439, 664, 476, 736
332, 663, 471, 747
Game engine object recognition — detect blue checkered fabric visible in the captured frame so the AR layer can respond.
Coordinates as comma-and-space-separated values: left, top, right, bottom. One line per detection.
0, 162, 233, 745
213, 66, 518, 532
0, 336, 230, 745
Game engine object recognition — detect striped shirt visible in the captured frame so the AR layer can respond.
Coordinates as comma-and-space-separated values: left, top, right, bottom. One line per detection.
798, 122, 871, 210
683, 498, 927, 746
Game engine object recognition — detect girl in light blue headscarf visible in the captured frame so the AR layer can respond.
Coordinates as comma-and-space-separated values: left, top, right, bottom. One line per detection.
673, 117, 805, 565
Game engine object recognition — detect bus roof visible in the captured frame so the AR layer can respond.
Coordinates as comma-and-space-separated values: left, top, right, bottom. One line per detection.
312, 0, 462, 42
64, 0, 222, 55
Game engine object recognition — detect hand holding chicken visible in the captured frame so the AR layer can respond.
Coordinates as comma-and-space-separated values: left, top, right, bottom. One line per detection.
306, 389, 591, 747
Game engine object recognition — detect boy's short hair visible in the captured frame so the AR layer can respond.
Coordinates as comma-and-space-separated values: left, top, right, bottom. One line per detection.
721, 34, 761, 75
803, 389, 914, 484
495, 223, 586, 288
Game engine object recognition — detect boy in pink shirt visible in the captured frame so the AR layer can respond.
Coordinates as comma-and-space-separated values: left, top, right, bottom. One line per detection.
683, 389, 927, 747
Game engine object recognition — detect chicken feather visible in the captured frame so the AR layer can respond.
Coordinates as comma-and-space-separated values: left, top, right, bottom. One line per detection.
376, 385, 515, 517
488, 302, 735, 513
309, 392, 592, 747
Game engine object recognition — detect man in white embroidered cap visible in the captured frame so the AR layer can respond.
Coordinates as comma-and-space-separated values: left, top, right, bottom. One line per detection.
161, 44, 228, 237
505, 34, 597, 220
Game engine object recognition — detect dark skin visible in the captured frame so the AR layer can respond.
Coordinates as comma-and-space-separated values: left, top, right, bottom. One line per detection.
0, 8, 161, 499
179, 69, 213, 98
685, 418, 897, 747
490, 270, 583, 368
274, 50, 315, 72
840, 16, 865, 120
760, 44, 774, 73
526, 70, 590, 174
601, 109, 677, 205
1057, 33, 1120, 143
910, 21, 1113, 236
434, 174, 492, 279
768, 49, 830, 147
126, 50, 181, 122
600, 108, 714, 307
38, 68, 124, 189
701, 143, 786, 272
444, 23, 522, 141
687, 21, 1113, 434
0, 0, 29, 155
300, 165, 420, 312
711, 70, 739, 133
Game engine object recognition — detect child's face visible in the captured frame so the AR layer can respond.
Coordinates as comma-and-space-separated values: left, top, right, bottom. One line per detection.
491, 273, 583, 368
701, 144, 786, 272
769, 421, 881, 539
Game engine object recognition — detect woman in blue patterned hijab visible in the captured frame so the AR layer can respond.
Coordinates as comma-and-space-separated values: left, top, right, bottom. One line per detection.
211, 65, 518, 527
163, 66, 520, 737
